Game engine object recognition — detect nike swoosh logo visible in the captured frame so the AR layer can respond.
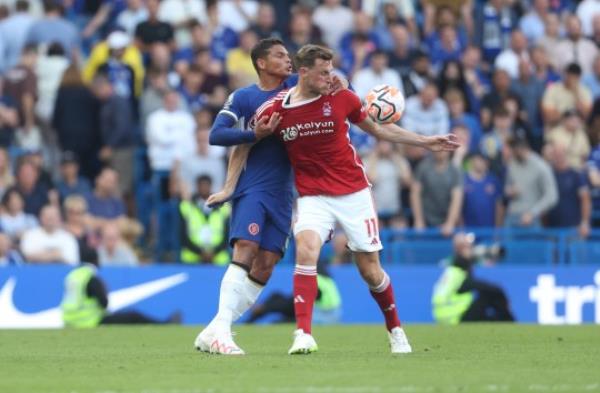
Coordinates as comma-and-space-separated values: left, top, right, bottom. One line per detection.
0, 273, 188, 328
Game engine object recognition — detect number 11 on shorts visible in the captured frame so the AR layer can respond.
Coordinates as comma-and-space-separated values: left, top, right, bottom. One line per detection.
364, 218, 377, 237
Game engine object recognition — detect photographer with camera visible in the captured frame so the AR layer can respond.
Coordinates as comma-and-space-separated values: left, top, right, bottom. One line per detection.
432, 232, 515, 324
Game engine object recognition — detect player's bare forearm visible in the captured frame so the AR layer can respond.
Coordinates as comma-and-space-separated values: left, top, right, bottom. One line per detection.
358, 118, 427, 147
206, 145, 251, 207
359, 118, 460, 152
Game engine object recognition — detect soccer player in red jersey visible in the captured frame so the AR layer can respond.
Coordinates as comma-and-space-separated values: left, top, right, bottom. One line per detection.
254, 44, 459, 354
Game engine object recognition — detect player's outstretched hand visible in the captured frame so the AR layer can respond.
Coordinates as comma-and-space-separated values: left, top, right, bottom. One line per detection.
206, 189, 232, 208
330, 74, 349, 95
254, 112, 281, 139
424, 134, 460, 152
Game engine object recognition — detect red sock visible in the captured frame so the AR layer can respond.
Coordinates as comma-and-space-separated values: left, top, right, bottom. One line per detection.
293, 265, 317, 334
370, 273, 401, 332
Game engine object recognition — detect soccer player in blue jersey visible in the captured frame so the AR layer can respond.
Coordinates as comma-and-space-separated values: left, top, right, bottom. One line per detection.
194, 38, 346, 355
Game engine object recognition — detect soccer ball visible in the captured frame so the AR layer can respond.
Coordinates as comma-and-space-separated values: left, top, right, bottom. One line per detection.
364, 84, 405, 124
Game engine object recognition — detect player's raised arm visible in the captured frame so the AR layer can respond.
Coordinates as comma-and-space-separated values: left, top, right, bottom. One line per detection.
357, 116, 460, 152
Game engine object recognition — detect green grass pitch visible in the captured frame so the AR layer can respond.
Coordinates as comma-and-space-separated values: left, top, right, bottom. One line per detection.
1, 324, 598, 393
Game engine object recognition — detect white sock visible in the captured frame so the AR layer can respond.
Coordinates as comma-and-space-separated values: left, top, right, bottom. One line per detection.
210, 264, 248, 333
233, 277, 265, 321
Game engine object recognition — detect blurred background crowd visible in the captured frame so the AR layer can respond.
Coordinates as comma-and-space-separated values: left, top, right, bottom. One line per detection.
0, 0, 599, 266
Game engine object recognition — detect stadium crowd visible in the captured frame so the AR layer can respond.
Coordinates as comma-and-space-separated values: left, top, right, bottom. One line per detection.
0, 0, 599, 265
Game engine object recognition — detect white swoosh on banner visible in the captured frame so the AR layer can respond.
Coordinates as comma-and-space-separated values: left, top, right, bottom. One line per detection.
0, 273, 188, 329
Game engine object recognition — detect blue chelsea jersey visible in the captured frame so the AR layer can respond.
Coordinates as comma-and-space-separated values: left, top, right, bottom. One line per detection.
219, 75, 298, 198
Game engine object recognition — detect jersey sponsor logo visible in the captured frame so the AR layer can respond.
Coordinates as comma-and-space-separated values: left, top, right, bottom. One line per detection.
248, 223, 260, 235
281, 125, 299, 141
323, 102, 332, 116
281, 121, 335, 141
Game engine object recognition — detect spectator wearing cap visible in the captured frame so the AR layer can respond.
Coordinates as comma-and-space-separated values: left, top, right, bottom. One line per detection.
116, 0, 149, 36
84, 30, 144, 98
554, 15, 598, 75
26, 1, 79, 56
546, 144, 591, 237
0, 0, 36, 72
56, 152, 92, 201
462, 152, 503, 227
352, 50, 403, 99
93, 75, 135, 198
20, 204, 79, 265
545, 110, 591, 170
542, 63, 593, 128
53, 65, 102, 181
504, 136, 557, 228
134, 0, 175, 53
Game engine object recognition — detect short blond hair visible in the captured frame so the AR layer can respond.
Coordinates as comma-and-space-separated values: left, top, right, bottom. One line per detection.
63, 195, 88, 212
294, 45, 333, 69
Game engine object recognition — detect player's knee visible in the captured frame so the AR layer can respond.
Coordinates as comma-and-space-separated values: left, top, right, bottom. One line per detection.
232, 239, 259, 263
250, 258, 277, 283
357, 265, 384, 287
296, 242, 320, 264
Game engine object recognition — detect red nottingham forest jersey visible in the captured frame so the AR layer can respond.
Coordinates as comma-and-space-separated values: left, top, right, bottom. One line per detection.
256, 88, 370, 197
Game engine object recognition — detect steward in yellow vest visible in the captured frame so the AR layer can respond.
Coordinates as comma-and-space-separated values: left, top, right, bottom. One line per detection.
432, 233, 514, 324
179, 175, 231, 265
61, 263, 180, 328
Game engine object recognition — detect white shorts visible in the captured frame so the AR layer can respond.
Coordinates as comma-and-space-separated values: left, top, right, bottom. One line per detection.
294, 187, 383, 253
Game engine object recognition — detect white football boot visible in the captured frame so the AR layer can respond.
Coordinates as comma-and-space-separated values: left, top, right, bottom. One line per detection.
194, 328, 245, 355
389, 327, 412, 354
288, 329, 318, 355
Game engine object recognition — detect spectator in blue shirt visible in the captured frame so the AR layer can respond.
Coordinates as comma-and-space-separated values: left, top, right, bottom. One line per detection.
56, 152, 92, 201
26, 1, 80, 56
86, 167, 126, 225
547, 145, 591, 237
462, 152, 503, 227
